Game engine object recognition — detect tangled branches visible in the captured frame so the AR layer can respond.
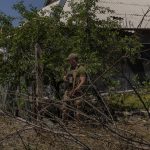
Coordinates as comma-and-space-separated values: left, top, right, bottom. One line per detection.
0, 85, 149, 150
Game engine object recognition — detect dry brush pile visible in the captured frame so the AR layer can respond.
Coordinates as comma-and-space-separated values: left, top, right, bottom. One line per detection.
0, 86, 150, 150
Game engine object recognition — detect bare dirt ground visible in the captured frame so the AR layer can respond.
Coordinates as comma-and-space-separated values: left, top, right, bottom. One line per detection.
0, 114, 150, 150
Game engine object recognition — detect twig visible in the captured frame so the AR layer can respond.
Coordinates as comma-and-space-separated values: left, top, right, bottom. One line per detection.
16, 130, 28, 150
137, 7, 150, 28
0, 127, 33, 144
122, 74, 150, 118
104, 124, 150, 149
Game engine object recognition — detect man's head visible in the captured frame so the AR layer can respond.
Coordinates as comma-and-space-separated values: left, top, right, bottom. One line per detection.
67, 53, 78, 66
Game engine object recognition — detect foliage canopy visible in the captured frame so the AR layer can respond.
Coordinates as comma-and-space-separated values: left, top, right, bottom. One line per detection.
0, 0, 141, 92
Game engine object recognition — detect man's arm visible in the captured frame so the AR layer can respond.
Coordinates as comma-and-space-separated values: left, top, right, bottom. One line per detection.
70, 75, 86, 96
74, 75, 86, 92
69, 65, 86, 96
74, 65, 86, 93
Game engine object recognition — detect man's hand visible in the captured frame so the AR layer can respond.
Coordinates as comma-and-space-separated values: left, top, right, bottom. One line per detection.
68, 89, 75, 97
74, 76, 86, 91
70, 76, 86, 96
69, 89, 79, 96
63, 75, 67, 81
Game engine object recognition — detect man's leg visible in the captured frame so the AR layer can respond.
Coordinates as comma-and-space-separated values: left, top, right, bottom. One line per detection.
74, 99, 82, 122
61, 91, 69, 123
61, 102, 68, 122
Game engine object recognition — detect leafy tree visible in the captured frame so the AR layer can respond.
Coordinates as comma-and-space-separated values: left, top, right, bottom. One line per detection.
0, 0, 141, 99
65, 0, 141, 73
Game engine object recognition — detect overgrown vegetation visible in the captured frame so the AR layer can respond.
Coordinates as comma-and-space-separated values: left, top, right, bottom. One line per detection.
0, 1, 149, 149
0, 0, 142, 99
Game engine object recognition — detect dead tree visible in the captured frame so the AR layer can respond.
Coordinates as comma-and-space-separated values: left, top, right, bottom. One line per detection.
34, 43, 43, 120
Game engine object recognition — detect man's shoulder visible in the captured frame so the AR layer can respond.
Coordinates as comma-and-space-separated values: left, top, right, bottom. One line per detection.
77, 64, 86, 75
78, 64, 85, 69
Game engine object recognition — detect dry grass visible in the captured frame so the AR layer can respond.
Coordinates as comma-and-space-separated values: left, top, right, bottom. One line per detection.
0, 114, 149, 150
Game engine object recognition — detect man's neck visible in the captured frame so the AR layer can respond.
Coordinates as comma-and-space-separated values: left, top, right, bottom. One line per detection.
71, 63, 77, 70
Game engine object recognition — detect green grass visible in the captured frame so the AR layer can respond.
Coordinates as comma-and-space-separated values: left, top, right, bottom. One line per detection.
108, 92, 150, 111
